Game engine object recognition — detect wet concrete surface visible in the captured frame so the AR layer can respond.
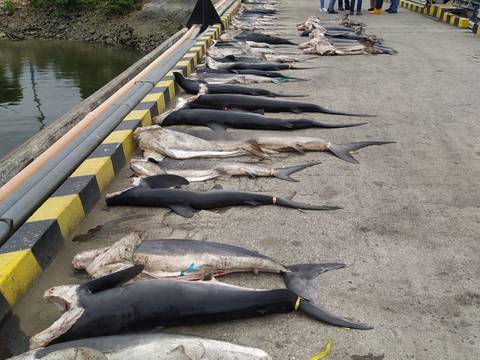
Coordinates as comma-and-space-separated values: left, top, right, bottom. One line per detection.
3, 2, 480, 359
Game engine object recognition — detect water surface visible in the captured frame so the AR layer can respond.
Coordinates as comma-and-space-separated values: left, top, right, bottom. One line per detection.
0, 40, 143, 159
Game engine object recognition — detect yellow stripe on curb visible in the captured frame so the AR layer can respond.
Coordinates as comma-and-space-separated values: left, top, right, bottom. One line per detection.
0, 250, 41, 305
156, 80, 175, 99
28, 195, 85, 238
102, 130, 135, 160
175, 60, 192, 76
71, 157, 115, 192
458, 17, 469, 28
142, 92, 166, 113
190, 46, 203, 57
123, 109, 152, 127
184, 52, 199, 66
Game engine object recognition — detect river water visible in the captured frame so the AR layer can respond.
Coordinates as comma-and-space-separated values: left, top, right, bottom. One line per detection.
0, 40, 143, 159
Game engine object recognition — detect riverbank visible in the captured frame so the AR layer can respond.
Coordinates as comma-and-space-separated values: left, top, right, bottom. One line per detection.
0, 3, 183, 52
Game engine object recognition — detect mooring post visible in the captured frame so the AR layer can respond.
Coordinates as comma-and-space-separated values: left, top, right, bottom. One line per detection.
187, 0, 222, 31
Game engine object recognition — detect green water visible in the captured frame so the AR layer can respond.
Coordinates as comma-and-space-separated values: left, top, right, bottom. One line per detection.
0, 40, 143, 159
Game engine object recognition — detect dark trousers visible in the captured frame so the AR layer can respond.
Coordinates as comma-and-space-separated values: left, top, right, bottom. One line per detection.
375, 0, 383, 8
350, 0, 362, 11
339, 0, 350, 8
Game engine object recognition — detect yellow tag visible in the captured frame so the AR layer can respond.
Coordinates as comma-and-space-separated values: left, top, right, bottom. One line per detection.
294, 297, 301, 311
309, 338, 333, 360
340, 327, 351, 331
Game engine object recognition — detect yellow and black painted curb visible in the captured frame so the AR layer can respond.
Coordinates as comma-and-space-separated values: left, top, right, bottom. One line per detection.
424, 3, 469, 28
388, 0, 470, 30
473, 23, 480, 36
0, 0, 241, 320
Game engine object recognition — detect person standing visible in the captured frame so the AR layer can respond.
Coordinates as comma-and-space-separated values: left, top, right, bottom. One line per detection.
320, 0, 327, 12
350, 0, 362, 14
368, 0, 376, 11
386, 0, 399, 13
369, 0, 382, 13
338, 0, 350, 11
327, 0, 338, 13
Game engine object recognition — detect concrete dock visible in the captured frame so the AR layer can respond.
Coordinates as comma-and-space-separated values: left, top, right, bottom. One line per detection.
2, 1, 480, 359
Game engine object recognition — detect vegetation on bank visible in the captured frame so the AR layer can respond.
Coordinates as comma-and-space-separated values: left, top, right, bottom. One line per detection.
28, 0, 141, 15
3, 0, 15, 15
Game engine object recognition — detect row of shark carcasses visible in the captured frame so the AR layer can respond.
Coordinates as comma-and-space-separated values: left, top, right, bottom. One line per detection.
14, 2, 397, 360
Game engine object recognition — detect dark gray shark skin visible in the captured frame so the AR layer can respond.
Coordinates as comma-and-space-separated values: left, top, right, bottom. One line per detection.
242, 9, 277, 14
42, 266, 371, 346
187, 94, 374, 117
196, 68, 307, 81
210, 60, 293, 71
174, 73, 303, 97
235, 31, 296, 45
105, 174, 340, 218
162, 108, 366, 131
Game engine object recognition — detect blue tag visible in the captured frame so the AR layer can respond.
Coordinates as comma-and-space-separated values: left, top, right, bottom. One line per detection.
180, 263, 199, 276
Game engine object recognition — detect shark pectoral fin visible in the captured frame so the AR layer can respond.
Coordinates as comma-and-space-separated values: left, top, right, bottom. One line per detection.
291, 108, 302, 114
252, 108, 265, 115
169, 344, 205, 359
282, 191, 297, 200
243, 140, 269, 159
141, 174, 190, 188
169, 204, 195, 218
229, 108, 248, 112
207, 122, 228, 131
244, 200, 262, 206
281, 122, 295, 129
290, 145, 305, 154
246, 171, 257, 179
80, 265, 144, 294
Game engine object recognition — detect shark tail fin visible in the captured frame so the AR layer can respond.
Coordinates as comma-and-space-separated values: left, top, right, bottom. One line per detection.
272, 92, 307, 97
275, 194, 341, 211
283, 263, 345, 301
312, 120, 368, 129
299, 299, 374, 330
328, 141, 396, 164
273, 162, 321, 182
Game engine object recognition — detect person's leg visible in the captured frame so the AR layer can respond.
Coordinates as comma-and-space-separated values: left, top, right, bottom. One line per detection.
345, 0, 350, 10
368, 0, 376, 11
357, 0, 362, 13
328, 0, 338, 12
320, 0, 325, 10
350, 0, 355, 13
375, 0, 383, 9
338, 0, 344, 11
389, 0, 398, 12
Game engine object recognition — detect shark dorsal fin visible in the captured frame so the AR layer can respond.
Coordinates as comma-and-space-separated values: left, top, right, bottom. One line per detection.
141, 174, 189, 189
80, 265, 144, 294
